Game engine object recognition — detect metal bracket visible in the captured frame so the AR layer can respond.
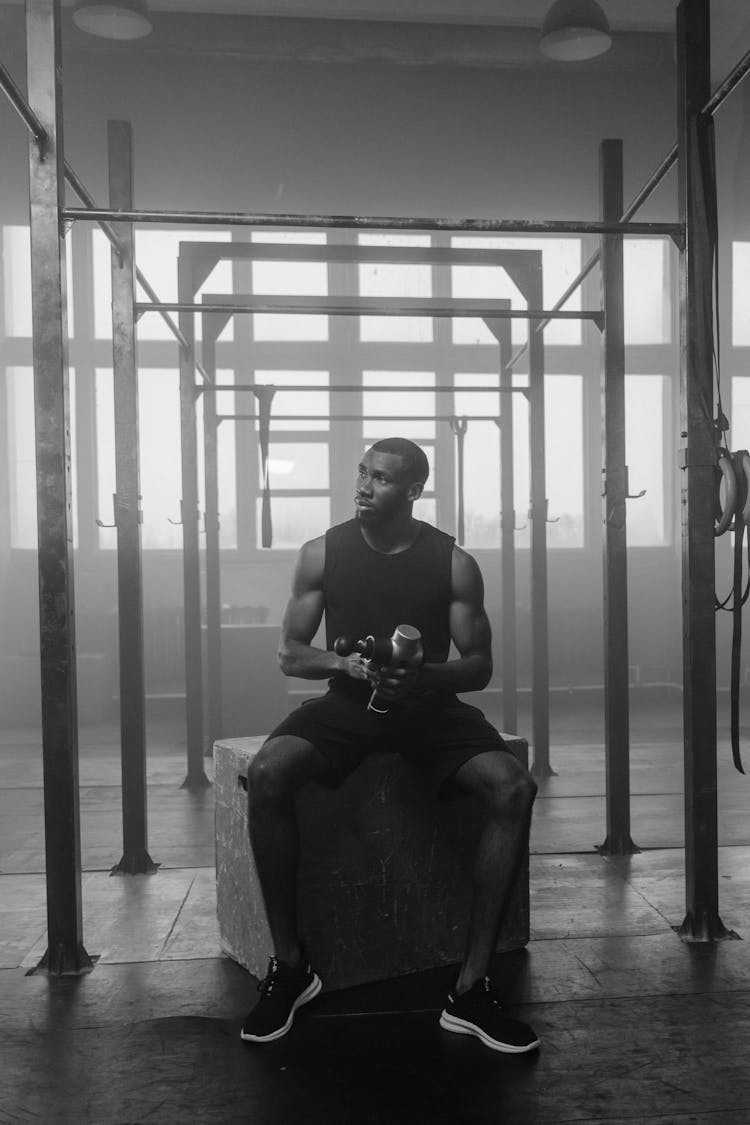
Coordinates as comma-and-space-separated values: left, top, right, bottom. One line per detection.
169, 504, 204, 528
679, 447, 719, 470
96, 493, 144, 528
96, 492, 118, 528
529, 504, 559, 524
501, 511, 526, 533
669, 227, 687, 252
602, 468, 647, 500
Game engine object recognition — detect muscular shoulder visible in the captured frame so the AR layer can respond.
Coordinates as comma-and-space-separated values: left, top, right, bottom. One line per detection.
292, 534, 326, 594
450, 544, 485, 602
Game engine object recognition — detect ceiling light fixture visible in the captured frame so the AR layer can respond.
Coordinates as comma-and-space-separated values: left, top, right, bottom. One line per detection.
73, 1, 153, 41
539, 0, 612, 61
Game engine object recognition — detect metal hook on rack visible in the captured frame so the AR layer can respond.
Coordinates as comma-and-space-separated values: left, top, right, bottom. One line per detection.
95, 493, 118, 529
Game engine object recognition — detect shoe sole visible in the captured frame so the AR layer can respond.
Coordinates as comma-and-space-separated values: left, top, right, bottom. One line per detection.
240, 974, 323, 1043
439, 1010, 540, 1054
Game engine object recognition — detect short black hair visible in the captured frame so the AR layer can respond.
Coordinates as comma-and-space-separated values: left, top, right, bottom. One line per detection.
369, 437, 430, 486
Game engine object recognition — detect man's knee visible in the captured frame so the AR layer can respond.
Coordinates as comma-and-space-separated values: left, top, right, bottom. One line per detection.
505, 766, 537, 815
460, 751, 537, 819
247, 735, 320, 808
247, 742, 285, 807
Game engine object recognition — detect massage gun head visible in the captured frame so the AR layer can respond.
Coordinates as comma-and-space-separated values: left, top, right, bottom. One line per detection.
333, 624, 423, 667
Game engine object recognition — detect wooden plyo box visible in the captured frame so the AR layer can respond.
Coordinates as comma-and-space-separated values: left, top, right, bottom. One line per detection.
214, 732, 530, 991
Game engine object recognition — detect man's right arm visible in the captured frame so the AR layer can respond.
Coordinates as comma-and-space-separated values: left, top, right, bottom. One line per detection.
278, 536, 372, 687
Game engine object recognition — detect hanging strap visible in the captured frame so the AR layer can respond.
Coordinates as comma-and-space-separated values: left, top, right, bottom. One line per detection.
255, 386, 276, 548
730, 450, 749, 774
449, 416, 468, 546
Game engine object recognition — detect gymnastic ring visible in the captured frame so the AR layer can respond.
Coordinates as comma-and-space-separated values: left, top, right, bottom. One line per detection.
741, 452, 750, 525
715, 451, 737, 537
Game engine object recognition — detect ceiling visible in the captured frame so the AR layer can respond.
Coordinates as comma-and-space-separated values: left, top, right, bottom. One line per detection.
50, 0, 681, 31
6, 1, 750, 75
107, 0, 679, 31
6, 0, 749, 41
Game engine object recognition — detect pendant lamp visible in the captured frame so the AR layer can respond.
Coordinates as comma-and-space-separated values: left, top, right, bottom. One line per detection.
73, 1, 153, 41
540, 0, 612, 61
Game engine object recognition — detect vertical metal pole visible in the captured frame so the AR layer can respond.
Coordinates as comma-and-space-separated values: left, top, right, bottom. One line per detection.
108, 120, 157, 875
676, 0, 729, 940
202, 325, 224, 749
27, 0, 93, 974
484, 312, 518, 735
498, 320, 518, 735
599, 139, 638, 855
178, 253, 210, 789
527, 258, 552, 777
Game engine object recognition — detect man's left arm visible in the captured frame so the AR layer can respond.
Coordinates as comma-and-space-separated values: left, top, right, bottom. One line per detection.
375, 546, 493, 701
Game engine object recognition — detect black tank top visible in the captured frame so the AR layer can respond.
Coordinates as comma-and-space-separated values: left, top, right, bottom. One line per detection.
323, 518, 455, 701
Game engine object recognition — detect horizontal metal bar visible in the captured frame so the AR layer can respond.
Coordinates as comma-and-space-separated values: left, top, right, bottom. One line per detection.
210, 383, 526, 394
192, 244, 536, 267
217, 413, 507, 423
137, 297, 601, 321
64, 206, 683, 239
0, 55, 47, 143
703, 46, 750, 117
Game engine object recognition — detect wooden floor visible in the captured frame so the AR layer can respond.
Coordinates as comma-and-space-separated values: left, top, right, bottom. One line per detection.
2, 695, 750, 1124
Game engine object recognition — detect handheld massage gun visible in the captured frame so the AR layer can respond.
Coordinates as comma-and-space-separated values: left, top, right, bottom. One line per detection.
333, 624, 424, 714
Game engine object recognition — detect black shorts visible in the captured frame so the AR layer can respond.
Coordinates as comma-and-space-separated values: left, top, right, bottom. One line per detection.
265, 689, 513, 799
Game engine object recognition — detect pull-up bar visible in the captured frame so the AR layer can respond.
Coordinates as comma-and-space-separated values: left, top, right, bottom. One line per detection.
207, 383, 527, 395
64, 206, 681, 239
218, 413, 507, 423
136, 297, 602, 323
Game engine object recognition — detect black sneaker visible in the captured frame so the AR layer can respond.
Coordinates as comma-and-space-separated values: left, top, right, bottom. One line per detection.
240, 955, 322, 1043
439, 977, 540, 1054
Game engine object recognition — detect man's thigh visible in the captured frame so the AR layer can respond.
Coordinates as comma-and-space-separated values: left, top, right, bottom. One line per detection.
264, 692, 381, 788
399, 699, 515, 799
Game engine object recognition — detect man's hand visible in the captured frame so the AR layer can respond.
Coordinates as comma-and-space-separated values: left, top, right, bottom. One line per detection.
370, 663, 419, 703
340, 654, 377, 685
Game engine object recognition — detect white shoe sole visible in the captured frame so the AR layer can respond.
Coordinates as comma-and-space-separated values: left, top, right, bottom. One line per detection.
240, 973, 323, 1043
439, 1010, 540, 1054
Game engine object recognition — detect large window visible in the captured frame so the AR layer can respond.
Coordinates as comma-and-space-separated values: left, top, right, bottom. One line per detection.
625, 375, 668, 547
3, 223, 680, 557
362, 370, 437, 525
450, 236, 583, 347
93, 228, 234, 342
624, 240, 671, 345
6, 365, 78, 549
3, 225, 75, 337
732, 242, 750, 347
453, 374, 501, 549
253, 370, 331, 549
358, 233, 433, 343
96, 368, 183, 550
251, 231, 328, 342
510, 376, 585, 549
